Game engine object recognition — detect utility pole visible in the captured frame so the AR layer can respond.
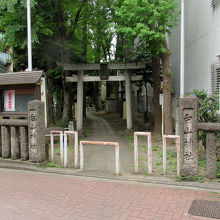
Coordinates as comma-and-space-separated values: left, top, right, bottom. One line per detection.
180, 0, 185, 98
27, 0, 32, 71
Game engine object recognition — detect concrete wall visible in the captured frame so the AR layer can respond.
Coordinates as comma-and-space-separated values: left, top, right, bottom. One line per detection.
170, 0, 220, 96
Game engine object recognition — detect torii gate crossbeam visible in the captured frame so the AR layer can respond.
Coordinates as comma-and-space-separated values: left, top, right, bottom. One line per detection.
57, 61, 150, 134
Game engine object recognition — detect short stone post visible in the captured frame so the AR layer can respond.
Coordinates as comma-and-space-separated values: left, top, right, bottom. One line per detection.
68, 121, 74, 146
197, 122, 220, 179
11, 126, 20, 159
1, 126, 11, 158
206, 133, 216, 179
28, 100, 46, 163
179, 97, 198, 176
20, 126, 29, 161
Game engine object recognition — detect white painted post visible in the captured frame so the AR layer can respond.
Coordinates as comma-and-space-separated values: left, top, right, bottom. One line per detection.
50, 133, 54, 162
80, 141, 120, 175
163, 135, 180, 176
74, 132, 79, 168
163, 136, 167, 175
147, 133, 152, 174
134, 132, 152, 174
134, 133, 138, 174
63, 131, 79, 168
64, 132, 68, 168
125, 70, 132, 130
60, 132, 64, 165
77, 71, 84, 131
176, 137, 181, 177
80, 142, 84, 171
50, 131, 64, 166
115, 143, 120, 175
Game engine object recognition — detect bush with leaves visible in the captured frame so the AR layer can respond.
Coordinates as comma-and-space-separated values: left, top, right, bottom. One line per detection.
193, 90, 220, 160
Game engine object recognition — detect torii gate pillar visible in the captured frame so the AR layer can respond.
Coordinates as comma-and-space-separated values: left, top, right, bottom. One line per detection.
125, 70, 133, 132
77, 71, 84, 134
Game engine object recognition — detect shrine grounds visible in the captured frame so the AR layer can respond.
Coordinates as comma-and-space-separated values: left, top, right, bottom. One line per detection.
50, 111, 220, 182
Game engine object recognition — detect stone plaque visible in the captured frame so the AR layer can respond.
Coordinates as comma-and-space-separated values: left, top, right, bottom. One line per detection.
28, 100, 46, 163
179, 97, 198, 176
183, 109, 194, 162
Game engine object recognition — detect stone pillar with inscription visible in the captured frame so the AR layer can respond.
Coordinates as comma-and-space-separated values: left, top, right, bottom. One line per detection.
28, 100, 46, 163
179, 97, 198, 176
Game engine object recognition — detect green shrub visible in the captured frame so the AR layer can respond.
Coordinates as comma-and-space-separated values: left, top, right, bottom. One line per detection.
193, 90, 220, 151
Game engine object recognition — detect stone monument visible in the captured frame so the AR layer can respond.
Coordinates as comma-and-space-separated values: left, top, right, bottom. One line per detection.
179, 97, 198, 176
28, 100, 46, 163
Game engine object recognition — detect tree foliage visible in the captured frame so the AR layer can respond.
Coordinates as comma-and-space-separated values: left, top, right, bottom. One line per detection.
193, 89, 220, 151
115, 0, 179, 59
0, 0, 180, 129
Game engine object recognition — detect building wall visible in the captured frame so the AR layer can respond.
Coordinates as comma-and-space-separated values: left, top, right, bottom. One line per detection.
170, 0, 220, 96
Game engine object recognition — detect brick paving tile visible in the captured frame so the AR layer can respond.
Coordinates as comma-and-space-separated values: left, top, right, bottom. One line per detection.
0, 168, 219, 220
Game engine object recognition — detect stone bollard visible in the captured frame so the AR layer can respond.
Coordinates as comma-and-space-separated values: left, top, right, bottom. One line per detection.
197, 122, 220, 179
206, 133, 217, 179
179, 97, 198, 176
20, 126, 29, 161
1, 126, 11, 158
11, 126, 20, 159
68, 121, 74, 146
28, 100, 46, 163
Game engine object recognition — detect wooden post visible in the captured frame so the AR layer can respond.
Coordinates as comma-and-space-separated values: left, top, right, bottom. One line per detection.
77, 71, 84, 133
125, 70, 132, 131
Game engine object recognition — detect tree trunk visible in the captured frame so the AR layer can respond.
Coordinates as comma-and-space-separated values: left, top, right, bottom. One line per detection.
152, 56, 162, 135
62, 44, 72, 121
46, 74, 55, 126
161, 42, 173, 135
93, 82, 103, 112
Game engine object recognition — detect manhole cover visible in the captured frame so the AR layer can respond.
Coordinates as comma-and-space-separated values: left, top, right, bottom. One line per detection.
189, 200, 220, 219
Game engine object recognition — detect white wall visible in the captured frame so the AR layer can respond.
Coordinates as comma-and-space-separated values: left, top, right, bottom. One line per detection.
170, 0, 220, 96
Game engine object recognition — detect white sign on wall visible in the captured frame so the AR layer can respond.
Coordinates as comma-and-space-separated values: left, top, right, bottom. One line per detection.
4, 90, 15, 111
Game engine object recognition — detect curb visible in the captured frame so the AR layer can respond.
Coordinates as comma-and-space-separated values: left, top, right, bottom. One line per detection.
0, 160, 219, 193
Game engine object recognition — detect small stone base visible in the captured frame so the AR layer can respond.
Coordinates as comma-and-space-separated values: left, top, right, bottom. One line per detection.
30, 160, 48, 168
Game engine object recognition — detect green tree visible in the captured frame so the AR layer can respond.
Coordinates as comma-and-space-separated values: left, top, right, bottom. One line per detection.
193, 89, 220, 149
115, 0, 179, 135
0, 0, 116, 124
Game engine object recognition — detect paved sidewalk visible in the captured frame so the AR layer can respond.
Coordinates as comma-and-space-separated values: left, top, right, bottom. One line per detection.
0, 168, 219, 220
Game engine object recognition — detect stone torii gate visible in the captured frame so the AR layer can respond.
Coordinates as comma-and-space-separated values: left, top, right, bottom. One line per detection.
57, 61, 150, 134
